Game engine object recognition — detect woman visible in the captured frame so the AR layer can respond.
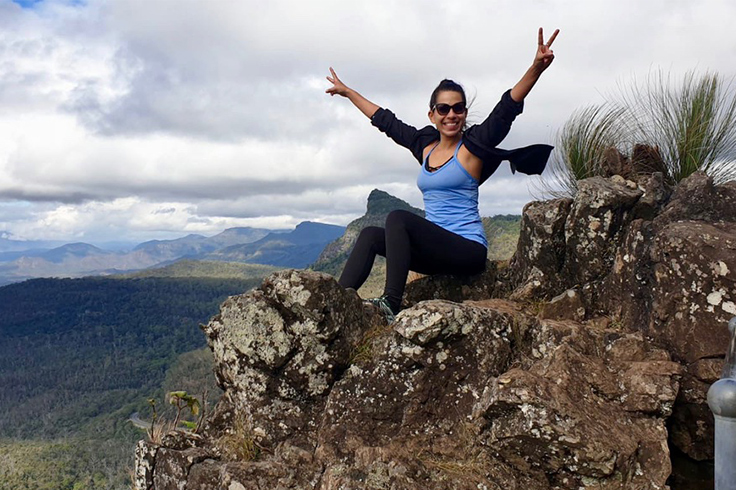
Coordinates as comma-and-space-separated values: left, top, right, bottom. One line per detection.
326, 28, 559, 322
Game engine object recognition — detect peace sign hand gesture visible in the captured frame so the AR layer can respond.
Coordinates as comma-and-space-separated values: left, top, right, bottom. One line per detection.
325, 67, 381, 119
325, 67, 350, 97
534, 27, 559, 72
510, 27, 560, 101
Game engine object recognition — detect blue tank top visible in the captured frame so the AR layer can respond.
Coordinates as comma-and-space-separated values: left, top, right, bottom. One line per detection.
417, 141, 488, 248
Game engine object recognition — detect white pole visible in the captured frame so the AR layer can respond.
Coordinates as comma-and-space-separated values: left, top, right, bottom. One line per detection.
708, 318, 736, 490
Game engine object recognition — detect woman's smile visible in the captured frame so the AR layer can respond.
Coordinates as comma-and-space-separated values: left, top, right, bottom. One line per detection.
430, 91, 467, 138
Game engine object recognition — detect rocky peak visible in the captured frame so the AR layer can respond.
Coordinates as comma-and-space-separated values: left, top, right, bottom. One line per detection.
136, 171, 733, 489
365, 189, 419, 216
310, 189, 423, 276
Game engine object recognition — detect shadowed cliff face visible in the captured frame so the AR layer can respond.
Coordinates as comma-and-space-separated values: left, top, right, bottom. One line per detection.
310, 189, 424, 277
136, 171, 734, 489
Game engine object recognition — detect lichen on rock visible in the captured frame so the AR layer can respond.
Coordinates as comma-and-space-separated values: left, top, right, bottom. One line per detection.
136, 172, 734, 489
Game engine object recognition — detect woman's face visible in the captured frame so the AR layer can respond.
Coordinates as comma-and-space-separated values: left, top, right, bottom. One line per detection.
428, 90, 467, 139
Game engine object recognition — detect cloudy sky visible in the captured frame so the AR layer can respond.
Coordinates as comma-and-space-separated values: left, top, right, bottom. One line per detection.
1, 0, 735, 244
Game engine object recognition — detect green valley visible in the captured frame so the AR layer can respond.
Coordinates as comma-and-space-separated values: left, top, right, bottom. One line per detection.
0, 274, 265, 489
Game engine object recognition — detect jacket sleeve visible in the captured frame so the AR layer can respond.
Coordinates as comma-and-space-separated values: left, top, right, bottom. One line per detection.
463, 89, 524, 156
370, 108, 439, 164
464, 90, 552, 184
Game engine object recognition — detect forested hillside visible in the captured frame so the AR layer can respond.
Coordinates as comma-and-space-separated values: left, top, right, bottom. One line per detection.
483, 214, 522, 260
0, 209, 521, 488
0, 276, 261, 488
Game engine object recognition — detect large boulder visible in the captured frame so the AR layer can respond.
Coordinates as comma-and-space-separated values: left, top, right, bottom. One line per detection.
508, 198, 572, 300
135, 272, 684, 489
200, 270, 380, 451
561, 176, 642, 285
136, 172, 735, 488
315, 300, 522, 489
599, 172, 736, 461
648, 221, 736, 363
481, 318, 681, 488
654, 172, 736, 227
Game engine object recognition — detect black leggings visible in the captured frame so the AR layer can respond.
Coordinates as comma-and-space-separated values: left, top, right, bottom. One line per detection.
338, 210, 487, 307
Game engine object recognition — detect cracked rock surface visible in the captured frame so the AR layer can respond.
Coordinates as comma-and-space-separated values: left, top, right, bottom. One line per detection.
136, 172, 732, 489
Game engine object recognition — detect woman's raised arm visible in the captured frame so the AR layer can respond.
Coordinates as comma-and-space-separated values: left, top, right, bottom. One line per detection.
326, 67, 381, 119
510, 28, 560, 102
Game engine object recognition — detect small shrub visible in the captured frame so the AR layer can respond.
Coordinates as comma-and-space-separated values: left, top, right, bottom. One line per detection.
622, 70, 736, 185
349, 322, 393, 365
145, 391, 205, 444
538, 104, 628, 198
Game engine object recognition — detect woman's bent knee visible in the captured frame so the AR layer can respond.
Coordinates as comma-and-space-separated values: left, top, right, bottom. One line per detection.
354, 226, 386, 252
385, 209, 415, 230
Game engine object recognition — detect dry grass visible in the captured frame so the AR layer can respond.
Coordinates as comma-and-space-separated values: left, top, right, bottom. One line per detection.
216, 410, 262, 462
407, 271, 426, 283
522, 298, 547, 317
147, 419, 176, 445
350, 322, 394, 365
417, 421, 489, 484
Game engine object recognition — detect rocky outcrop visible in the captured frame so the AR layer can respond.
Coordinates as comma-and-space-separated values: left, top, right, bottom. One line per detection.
509, 171, 734, 467
135, 274, 682, 489
137, 171, 733, 489
507, 198, 572, 301
310, 189, 424, 276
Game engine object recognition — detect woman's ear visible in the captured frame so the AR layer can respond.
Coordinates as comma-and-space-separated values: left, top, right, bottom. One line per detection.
428, 110, 436, 124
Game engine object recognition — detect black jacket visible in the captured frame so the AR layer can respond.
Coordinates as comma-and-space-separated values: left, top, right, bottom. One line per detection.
370, 89, 553, 184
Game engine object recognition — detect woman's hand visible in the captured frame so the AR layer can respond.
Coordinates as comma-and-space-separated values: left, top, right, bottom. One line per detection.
533, 27, 559, 72
325, 67, 381, 118
510, 27, 560, 102
326, 67, 350, 97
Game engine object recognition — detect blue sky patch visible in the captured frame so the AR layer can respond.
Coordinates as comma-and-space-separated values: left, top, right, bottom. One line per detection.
12, 0, 85, 8
12, 0, 44, 7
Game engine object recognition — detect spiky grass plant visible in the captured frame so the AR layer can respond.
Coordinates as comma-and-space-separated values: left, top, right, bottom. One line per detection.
621, 70, 736, 185
535, 104, 628, 198
537, 70, 736, 197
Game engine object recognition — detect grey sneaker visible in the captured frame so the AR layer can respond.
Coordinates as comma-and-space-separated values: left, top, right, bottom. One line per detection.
364, 295, 397, 323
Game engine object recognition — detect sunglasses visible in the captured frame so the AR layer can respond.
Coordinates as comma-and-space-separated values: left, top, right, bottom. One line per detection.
432, 102, 467, 116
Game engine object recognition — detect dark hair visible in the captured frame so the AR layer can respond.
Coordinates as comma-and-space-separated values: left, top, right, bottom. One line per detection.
429, 79, 467, 109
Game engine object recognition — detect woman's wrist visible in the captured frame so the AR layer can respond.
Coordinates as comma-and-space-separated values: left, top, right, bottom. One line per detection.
529, 63, 546, 75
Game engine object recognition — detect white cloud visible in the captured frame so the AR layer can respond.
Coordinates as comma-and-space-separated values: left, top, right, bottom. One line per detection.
1, 0, 736, 242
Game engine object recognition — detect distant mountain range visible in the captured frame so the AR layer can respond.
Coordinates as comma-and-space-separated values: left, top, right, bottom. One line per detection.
0, 237, 67, 253
0, 190, 521, 287
0, 222, 345, 286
